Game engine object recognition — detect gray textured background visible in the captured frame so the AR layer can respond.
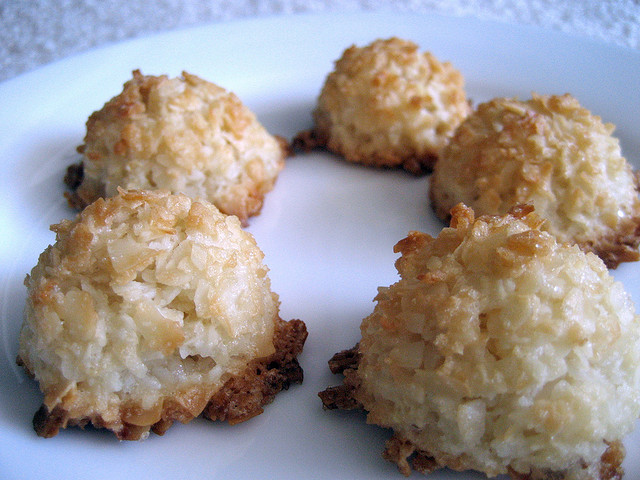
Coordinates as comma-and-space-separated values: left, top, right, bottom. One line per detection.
2, 0, 639, 83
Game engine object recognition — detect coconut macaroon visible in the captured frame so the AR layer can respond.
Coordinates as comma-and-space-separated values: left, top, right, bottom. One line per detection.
65, 70, 287, 225
17, 189, 307, 440
320, 204, 640, 479
294, 37, 470, 174
430, 93, 640, 268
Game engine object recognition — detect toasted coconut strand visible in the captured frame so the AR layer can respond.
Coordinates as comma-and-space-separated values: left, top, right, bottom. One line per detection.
202, 318, 307, 425
275, 135, 294, 158
318, 345, 363, 411
583, 217, 640, 269
33, 404, 151, 441
383, 435, 419, 477
291, 129, 325, 153
401, 154, 438, 176
327, 344, 360, 374
318, 384, 363, 411
32, 404, 70, 439
383, 434, 442, 477
30, 318, 307, 439
598, 442, 626, 480
63, 162, 89, 210
63, 162, 84, 191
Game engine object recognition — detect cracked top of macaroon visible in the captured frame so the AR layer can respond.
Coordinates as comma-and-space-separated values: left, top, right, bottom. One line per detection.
430, 93, 640, 268
66, 70, 287, 225
343, 204, 640, 478
18, 189, 285, 439
295, 37, 470, 174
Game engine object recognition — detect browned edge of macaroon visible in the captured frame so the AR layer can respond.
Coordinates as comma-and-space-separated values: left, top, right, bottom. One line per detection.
63, 160, 90, 210
200, 317, 307, 426
318, 343, 363, 412
581, 222, 640, 269
291, 128, 327, 154
19, 317, 307, 440
318, 344, 363, 412
291, 128, 436, 176
506, 441, 625, 480
383, 435, 624, 480
318, 329, 625, 479
582, 171, 640, 269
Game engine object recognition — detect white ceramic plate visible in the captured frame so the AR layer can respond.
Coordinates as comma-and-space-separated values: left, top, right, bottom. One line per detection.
1, 12, 639, 480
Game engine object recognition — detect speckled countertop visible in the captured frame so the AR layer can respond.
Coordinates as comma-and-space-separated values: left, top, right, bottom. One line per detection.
2, 0, 639, 83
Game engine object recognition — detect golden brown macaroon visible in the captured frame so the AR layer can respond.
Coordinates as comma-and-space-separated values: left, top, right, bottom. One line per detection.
320, 204, 640, 479
294, 37, 470, 174
18, 189, 306, 440
430, 93, 640, 268
65, 70, 288, 225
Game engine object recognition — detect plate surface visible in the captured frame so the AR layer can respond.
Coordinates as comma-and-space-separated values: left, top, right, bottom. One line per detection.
1, 12, 639, 480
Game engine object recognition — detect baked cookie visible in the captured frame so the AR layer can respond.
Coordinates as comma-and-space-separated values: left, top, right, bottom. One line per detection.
294, 37, 470, 174
18, 189, 306, 440
320, 204, 640, 479
430, 93, 640, 268
65, 70, 287, 225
